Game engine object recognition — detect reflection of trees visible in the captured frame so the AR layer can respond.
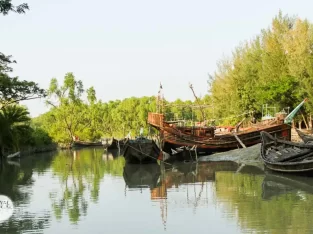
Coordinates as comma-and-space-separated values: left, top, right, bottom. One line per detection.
0, 153, 54, 233
214, 172, 313, 234
50, 148, 125, 224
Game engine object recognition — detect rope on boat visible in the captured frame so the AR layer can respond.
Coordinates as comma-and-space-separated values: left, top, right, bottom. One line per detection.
126, 144, 173, 166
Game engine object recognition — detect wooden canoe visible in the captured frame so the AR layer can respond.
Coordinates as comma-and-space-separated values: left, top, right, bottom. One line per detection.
260, 131, 313, 172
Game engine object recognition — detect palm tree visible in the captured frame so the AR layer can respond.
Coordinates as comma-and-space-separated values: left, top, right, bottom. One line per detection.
0, 105, 31, 157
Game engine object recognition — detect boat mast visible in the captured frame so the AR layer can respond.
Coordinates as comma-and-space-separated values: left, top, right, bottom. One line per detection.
157, 83, 164, 114
189, 83, 205, 123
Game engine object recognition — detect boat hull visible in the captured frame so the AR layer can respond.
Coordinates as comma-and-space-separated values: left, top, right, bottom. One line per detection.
122, 138, 161, 164
163, 124, 291, 155
107, 138, 127, 150
72, 141, 103, 148
260, 131, 313, 173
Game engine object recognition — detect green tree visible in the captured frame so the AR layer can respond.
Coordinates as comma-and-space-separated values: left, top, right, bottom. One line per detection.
0, 105, 31, 156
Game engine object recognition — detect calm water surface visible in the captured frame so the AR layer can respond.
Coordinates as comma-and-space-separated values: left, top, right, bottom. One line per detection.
1, 148, 313, 234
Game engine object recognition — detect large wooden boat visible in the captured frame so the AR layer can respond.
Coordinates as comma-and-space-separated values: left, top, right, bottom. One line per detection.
148, 112, 291, 155
148, 99, 307, 155
122, 137, 161, 164
260, 131, 313, 173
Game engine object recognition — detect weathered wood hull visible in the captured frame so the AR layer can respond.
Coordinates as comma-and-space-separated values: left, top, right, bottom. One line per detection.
122, 138, 161, 164
162, 124, 291, 155
260, 131, 313, 173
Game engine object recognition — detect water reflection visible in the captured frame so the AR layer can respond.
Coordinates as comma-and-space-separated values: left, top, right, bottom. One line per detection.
3, 148, 313, 234
262, 172, 313, 200
215, 170, 313, 234
0, 152, 54, 233
123, 164, 161, 189
50, 149, 125, 224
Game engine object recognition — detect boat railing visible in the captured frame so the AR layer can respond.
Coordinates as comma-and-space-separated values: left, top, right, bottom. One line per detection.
148, 112, 164, 128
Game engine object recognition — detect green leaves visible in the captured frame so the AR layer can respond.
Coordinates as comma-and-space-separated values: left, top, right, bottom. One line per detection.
210, 11, 313, 124
0, 0, 29, 15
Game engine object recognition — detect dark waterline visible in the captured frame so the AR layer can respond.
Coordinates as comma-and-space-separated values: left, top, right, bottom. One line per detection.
1, 148, 313, 234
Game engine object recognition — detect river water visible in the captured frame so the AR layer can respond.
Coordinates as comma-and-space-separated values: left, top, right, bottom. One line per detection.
1, 148, 313, 234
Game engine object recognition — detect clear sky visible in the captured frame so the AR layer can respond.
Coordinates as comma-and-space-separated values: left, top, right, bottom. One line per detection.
1, 0, 313, 117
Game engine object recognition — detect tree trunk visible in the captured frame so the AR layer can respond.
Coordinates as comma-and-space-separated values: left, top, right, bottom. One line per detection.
310, 114, 312, 130
302, 114, 309, 130
299, 121, 302, 130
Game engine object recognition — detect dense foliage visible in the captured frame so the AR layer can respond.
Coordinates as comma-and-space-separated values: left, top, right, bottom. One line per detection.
209, 11, 313, 126
35, 73, 211, 144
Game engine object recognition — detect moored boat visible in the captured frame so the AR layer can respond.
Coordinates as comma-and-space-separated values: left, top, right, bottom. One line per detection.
107, 138, 127, 150
260, 131, 313, 173
72, 140, 104, 148
148, 99, 307, 156
122, 137, 161, 164
295, 128, 313, 143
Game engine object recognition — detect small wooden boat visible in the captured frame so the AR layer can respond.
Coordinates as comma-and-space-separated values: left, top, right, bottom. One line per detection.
6, 151, 20, 159
72, 140, 104, 148
122, 137, 161, 164
295, 128, 313, 143
260, 131, 313, 172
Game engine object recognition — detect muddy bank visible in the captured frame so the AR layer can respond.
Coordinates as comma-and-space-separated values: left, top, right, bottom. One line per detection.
198, 143, 264, 169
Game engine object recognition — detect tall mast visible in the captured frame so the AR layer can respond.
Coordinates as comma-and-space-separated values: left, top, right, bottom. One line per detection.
189, 83, 205, 122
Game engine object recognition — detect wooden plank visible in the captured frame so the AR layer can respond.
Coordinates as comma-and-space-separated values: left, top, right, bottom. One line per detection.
233, 133, 246, 148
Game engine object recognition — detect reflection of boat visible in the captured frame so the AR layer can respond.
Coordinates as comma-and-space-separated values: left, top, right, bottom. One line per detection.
262, 172, 313, 200
105, 149, 121, 158
122, 137, 161, 164
123, 164, 161, 189
7, 151, 20, 159
6, 159, 20, 167
72, 141, 104, 148
260, 131, 313, 172
296, 128, 313, 143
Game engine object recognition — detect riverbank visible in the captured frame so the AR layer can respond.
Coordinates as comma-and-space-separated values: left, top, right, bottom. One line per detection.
19, 143, 58, 156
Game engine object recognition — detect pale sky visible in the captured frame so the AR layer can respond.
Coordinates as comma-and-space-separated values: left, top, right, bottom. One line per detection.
1, 0, 313, 117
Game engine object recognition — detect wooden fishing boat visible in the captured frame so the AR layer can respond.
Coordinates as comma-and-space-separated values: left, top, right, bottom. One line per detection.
107, 138, 127, 150
149, 112, 291, 155
148, 99, 307, 156
260, 131, 313, 172
295, 128, 313, 143
122, 137, 161, 164
72, 140, 104, 148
